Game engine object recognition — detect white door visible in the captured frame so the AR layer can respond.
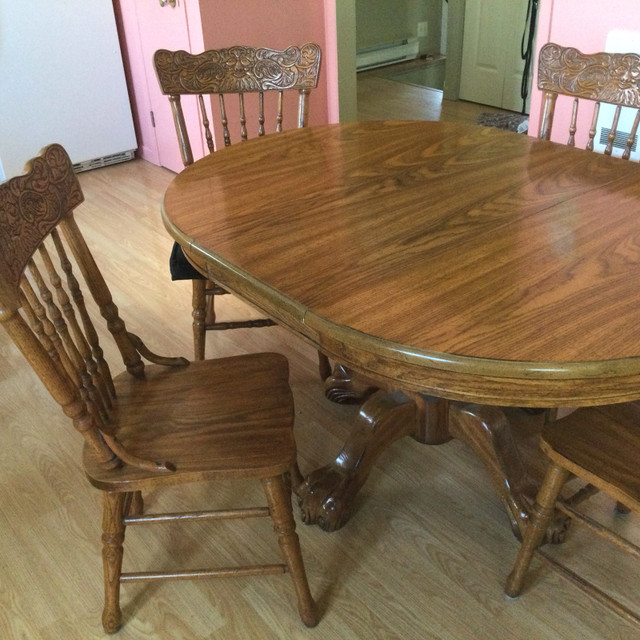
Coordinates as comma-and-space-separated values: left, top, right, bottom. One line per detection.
459, 0, 531, 112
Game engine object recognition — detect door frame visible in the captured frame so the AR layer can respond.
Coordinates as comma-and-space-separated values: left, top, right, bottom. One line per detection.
443, 0, 465, 101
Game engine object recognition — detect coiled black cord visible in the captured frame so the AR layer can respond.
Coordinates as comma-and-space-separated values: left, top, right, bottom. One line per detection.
520, 0, 539, 114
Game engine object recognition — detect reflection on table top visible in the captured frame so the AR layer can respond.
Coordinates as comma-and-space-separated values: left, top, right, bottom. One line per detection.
163, 120, 640, 406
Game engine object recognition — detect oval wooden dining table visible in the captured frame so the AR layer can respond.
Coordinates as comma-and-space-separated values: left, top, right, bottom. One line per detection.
162, 120, 640, 535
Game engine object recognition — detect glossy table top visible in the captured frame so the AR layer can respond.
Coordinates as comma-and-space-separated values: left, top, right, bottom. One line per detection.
162, 121, 640, 406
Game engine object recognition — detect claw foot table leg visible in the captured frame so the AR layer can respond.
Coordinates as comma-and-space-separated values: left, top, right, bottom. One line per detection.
297, 391, 450, 531
447, 402, 563, 541
299, 392, 563, 543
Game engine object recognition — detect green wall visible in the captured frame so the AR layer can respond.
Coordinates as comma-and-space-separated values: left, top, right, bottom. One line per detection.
355, 0, 443, 57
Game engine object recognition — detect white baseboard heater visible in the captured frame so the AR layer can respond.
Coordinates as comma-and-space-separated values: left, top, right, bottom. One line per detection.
356, 37, 419, 72
593, 103, 640, 162
72, 149, 136, 174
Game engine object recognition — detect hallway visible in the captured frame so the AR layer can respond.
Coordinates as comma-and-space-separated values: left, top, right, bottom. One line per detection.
356, 63, 512, 123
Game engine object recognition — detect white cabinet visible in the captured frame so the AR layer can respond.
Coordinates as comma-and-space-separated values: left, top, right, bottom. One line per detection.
0, 0, 136, 180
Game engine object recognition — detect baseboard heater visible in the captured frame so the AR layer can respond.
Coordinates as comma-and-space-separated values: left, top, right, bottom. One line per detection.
72, 149, 136, 173
356, 37, 419, 72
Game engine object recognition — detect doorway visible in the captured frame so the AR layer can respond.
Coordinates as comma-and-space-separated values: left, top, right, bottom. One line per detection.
354, 0, 449, 94
339, 0, 534, 120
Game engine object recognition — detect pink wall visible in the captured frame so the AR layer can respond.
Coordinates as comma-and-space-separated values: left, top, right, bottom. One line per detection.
113, 0, 159, 165
197, 0, 335, 127
529, 0, 640, 143
113, 0, 338, 171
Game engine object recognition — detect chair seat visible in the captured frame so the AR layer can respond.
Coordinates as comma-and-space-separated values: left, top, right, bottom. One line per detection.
169, 242, 206, 281
541, 402, 640, 510
84, 353, 296, 490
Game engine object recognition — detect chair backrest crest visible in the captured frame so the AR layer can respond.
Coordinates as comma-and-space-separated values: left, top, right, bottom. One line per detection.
0, 145, 83, 310
154, 44, 321, 95
538, 43, 640, 108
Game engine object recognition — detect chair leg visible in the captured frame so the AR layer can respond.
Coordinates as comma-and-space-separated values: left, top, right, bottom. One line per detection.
505, 464, 570, 597
615, 501, 632, 514
318, 352, 331, 381
102, 491, 126, 634
127, 491, 144, 517
261, 475, 318, 628
192, 279, 207, 360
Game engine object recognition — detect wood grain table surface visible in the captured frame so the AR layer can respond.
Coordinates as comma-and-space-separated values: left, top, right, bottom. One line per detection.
163, 120, 640, 406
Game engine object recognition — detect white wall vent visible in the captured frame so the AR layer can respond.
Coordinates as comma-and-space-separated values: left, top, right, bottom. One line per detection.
593, 104, 640, 162
598, 126, 637, 153
72, 149, 135, 174
595, 30, 640, 161
356, 38, 420, 72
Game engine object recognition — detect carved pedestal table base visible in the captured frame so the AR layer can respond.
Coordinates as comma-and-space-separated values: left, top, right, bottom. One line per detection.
297, 391, 449, 532
298, 394, 568, 542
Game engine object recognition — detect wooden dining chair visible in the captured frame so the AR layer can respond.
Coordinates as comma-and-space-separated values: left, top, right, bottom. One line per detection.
505, 402, 640, 624
0, 144, 317, 634
537, 42, 640, 155
153, 43, 330, 379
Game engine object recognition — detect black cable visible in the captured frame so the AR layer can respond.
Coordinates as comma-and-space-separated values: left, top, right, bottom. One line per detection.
520, 0, 539, 114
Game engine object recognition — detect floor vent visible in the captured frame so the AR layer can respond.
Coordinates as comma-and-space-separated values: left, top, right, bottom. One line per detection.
72, 149, 136, 173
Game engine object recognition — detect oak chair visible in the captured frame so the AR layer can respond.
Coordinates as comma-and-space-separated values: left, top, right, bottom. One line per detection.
0, 144, 317, 634
153, 43, 330, 379
537, 42, 640, 155
505, 403, 640, 625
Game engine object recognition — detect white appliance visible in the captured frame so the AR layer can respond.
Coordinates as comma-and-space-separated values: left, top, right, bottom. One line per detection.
592, 29, 640, 161
0, 0, 136, 181
356, 38, 420, 72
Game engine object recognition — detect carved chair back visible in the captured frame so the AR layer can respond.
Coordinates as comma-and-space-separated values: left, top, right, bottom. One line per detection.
537, 42, 640, 157
153, 43, 322, 166
0, 144, 177, 473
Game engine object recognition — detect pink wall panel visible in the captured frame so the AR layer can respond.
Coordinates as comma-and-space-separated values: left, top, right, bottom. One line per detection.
114, 0, 204, 172
113, 1, 159, 165
197, 0, 331, 127
113, 0, 337, 170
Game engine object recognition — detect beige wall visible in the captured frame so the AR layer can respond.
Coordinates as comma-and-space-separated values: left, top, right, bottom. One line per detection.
355, 0, 443, 56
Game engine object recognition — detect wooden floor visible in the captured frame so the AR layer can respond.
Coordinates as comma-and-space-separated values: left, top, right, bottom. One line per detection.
2, 78, 639, 639
356, 63, 513, 123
